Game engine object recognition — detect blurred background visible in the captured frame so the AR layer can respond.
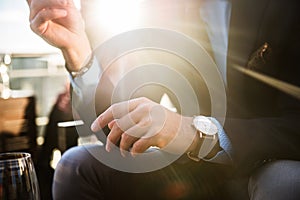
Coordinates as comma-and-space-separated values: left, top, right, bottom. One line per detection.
0, 0, 69, 130
0, 1, 80, 199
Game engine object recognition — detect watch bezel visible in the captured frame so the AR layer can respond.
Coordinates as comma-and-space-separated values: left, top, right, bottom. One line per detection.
192, 116, 218, 136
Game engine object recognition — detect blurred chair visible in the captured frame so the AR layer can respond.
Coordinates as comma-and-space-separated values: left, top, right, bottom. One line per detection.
0, 92, 38, 162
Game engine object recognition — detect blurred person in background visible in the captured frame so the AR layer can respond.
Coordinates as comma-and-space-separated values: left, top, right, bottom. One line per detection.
36, 82, 73, 200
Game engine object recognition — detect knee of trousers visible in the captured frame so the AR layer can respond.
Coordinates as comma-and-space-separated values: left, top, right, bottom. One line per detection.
52, 145, 111, 200
53, 145, 104, 179
52, 145, 104, 198
53, 146, 89, 177
248, 160, 300, 200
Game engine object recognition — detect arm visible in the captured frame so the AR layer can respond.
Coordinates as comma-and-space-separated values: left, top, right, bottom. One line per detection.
27, 0, 101, 129
27, 0, 91, 73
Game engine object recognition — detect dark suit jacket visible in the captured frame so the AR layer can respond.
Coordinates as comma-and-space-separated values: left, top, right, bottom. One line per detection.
225, 0, 300, 174
80, 0, 300, 175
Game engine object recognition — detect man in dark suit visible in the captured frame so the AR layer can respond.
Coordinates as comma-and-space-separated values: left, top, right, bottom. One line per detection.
27, 0, 300, 199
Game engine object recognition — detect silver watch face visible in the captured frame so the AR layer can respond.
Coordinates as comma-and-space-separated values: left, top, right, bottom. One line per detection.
193, 116, 218, 135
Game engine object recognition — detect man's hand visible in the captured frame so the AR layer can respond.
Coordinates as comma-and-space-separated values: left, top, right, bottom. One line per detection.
26, 0, 91, 71
91, 97, 198, 157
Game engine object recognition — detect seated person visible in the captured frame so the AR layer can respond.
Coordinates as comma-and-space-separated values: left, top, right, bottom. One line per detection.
27, 0, 300, 199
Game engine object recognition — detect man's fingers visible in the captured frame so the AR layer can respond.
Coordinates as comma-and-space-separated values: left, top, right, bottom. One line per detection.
131, 139, 152, 156
105, 123, 124, 152
122, 120, 150, 138
106, 98, 144, 120
26, 0, 32, 6
119, 134, 138, 157
91, 98, 148, 131
30, 8, 67, 35
28, 0, 74, 20
105, 114, 145, 151
108, 120, 116, 129
113, 107, 147, 133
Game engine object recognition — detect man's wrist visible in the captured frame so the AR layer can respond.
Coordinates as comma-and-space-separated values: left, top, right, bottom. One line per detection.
67, 52, 94, 78
62, 39, 92, 73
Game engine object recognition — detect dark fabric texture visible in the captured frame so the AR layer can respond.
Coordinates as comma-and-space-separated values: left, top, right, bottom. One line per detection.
53, 145, 233, 200
248, 160, 300, 200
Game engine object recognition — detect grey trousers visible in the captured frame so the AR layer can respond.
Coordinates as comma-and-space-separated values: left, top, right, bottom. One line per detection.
52, 145, 300, 200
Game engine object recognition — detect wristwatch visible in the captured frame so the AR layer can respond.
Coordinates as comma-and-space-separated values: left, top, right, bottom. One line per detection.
187, 116, 219, 161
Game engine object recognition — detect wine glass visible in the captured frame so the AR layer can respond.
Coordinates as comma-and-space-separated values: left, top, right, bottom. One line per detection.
0, 152, 40, 200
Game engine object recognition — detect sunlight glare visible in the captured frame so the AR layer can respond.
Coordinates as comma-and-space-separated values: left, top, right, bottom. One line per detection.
160, 93, 178, 113
233, 64, 300, 100
93, 0, 142, 35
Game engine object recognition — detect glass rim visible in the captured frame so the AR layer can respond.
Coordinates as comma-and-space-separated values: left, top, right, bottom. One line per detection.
0, 152, 31, 163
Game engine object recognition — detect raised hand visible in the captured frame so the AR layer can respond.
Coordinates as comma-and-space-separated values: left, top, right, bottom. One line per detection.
26, 0, 91, 71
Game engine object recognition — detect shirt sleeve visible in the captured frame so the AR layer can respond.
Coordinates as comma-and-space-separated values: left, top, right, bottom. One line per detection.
69, 56, 102, 129
203, 117, 233, 165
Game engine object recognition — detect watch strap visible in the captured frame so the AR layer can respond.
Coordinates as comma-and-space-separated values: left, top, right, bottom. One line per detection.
187, 133, 202, 162
198, 134, 218, 159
